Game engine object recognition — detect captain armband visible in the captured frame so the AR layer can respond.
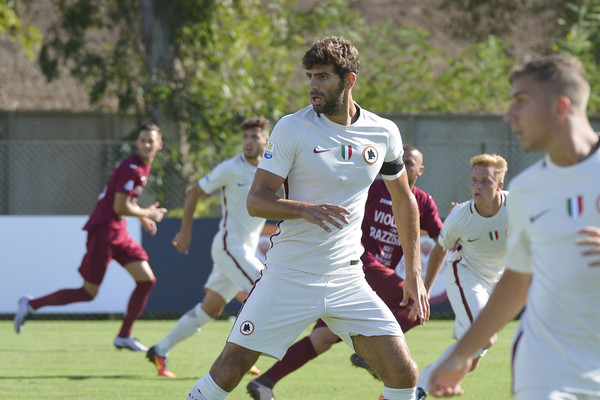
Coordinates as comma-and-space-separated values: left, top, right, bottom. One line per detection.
379, 157, 404, 176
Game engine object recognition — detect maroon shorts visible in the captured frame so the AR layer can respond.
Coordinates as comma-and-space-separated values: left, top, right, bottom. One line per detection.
78, 230, 149, 285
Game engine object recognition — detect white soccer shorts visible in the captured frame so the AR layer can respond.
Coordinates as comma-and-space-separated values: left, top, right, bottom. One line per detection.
204, 238, 264, 303
228, 266, 403, 359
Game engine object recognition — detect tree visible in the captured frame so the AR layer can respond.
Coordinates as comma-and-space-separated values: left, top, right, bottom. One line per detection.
37, 0, 360, 212
0, 0, 41, 59
35, 0, 600, 214
553, 0, 600, 113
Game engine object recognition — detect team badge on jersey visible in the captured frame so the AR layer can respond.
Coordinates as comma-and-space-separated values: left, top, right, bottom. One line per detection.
363, 145, 378, 165
240, 320, 255, 336
340, 145, 353, 160
264, 142, 275, 159
567, 195, 583, 218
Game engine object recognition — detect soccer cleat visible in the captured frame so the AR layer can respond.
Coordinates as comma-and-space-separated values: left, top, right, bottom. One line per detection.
146, 345, 176, 378
247, 365, 261, 375
247, 379, 275, 400
378, 395, 383, 400
113, 335, 148, 352
350, 353, 380, 380
14, 295, 33, 334
416, 387, 427, 400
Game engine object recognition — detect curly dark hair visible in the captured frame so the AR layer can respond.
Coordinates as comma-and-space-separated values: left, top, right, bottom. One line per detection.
302, 36, 360, 80
240, 116, 270, 136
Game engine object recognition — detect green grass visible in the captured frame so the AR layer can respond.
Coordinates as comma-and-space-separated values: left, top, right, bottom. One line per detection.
2, 319, 517, 399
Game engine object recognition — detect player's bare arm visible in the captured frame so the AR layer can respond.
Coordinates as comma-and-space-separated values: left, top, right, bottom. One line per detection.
173, 183, 206, 254
247, 168, 350, 232
423, 238, 448, 295
429, 269, 530, 397
576, 226, 600, 267
114, 192, 167, 222
384, 175, 429, 323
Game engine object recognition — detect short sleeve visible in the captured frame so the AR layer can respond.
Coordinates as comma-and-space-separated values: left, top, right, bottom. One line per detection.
505, 190, 532, 273
420, 195, 443, 239
438, 207, 461, 251
199, 160, 231, 195
380, 120, 405, 180
257, 116, 300, 179
114, 162, 139, 196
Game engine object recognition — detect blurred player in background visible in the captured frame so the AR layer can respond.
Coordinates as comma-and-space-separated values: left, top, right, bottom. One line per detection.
146, 117, 270, 378
416, 153, 509, 398
14, 122, 167, 352
185, 36, 428, 400
429, 55, 600, 399
247, 144, 446, 400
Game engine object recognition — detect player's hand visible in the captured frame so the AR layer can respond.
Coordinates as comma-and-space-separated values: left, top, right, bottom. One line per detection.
172, 231, 191, 254
400, 274, 430, 323
428, 353, 471, 397
148, 202, 168, 222
576, 226, 600, 267
140, 216, 158, 235
302, 203, 350, 232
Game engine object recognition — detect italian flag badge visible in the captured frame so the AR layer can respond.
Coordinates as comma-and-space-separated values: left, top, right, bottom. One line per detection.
341, 145, 353, 160
567, 195, 583, 218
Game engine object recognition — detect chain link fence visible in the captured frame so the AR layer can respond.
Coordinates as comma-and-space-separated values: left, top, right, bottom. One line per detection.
2, 113, 598, 321
0, 140, 187, 215
0, 138, 541, 218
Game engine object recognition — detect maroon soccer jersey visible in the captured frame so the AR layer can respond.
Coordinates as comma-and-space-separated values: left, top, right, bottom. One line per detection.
360, 179, 443, 269
83, 154, 151, 239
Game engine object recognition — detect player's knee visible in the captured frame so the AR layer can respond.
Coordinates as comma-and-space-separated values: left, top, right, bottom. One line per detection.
82, 283, 99, 299
193, 302, 221, 320
404, 357, 419, 384
310, 327, 340, 354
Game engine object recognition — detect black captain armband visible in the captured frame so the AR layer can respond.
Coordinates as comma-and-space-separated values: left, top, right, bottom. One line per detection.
380, 157, 404, 176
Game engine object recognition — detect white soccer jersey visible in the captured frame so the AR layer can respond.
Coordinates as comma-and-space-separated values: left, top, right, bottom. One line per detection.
258, 104, 405, 275
506, 151, 600, 396
199, 154, 266, 255
438, 191, 509, 287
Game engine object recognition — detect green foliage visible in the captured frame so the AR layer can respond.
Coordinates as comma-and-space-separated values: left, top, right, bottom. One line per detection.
433, 36, 514, 113
554, 0, 600, 113
0, 0, 41, 59
349, 25, 514, 114
34, 0, 600, 214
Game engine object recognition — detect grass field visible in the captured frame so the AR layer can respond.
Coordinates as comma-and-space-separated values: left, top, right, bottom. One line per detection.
2, 319, 517, 399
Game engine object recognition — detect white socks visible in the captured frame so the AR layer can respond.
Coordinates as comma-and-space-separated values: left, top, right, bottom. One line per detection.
156, 303, 213, 356
381, 386, 416, 400
417, 341, 458, 392
186, 373, 228, 400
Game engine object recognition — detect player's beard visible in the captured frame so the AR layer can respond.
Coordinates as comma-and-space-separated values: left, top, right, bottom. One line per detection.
244, 146, 262, 161
311, 80, 346, 116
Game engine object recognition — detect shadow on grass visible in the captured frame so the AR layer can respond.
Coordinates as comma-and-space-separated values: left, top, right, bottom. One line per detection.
0, 374, 200, 381
2, 375, 152, 380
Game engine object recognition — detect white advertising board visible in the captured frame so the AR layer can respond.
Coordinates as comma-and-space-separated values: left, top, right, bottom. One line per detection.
0, 216, 139, 313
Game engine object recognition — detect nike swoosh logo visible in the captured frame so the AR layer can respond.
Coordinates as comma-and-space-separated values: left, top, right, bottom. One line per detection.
313, 146, 330, 153
237, 183, 247, 187
530, 209, 550, 223
467, 238, 479, 242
